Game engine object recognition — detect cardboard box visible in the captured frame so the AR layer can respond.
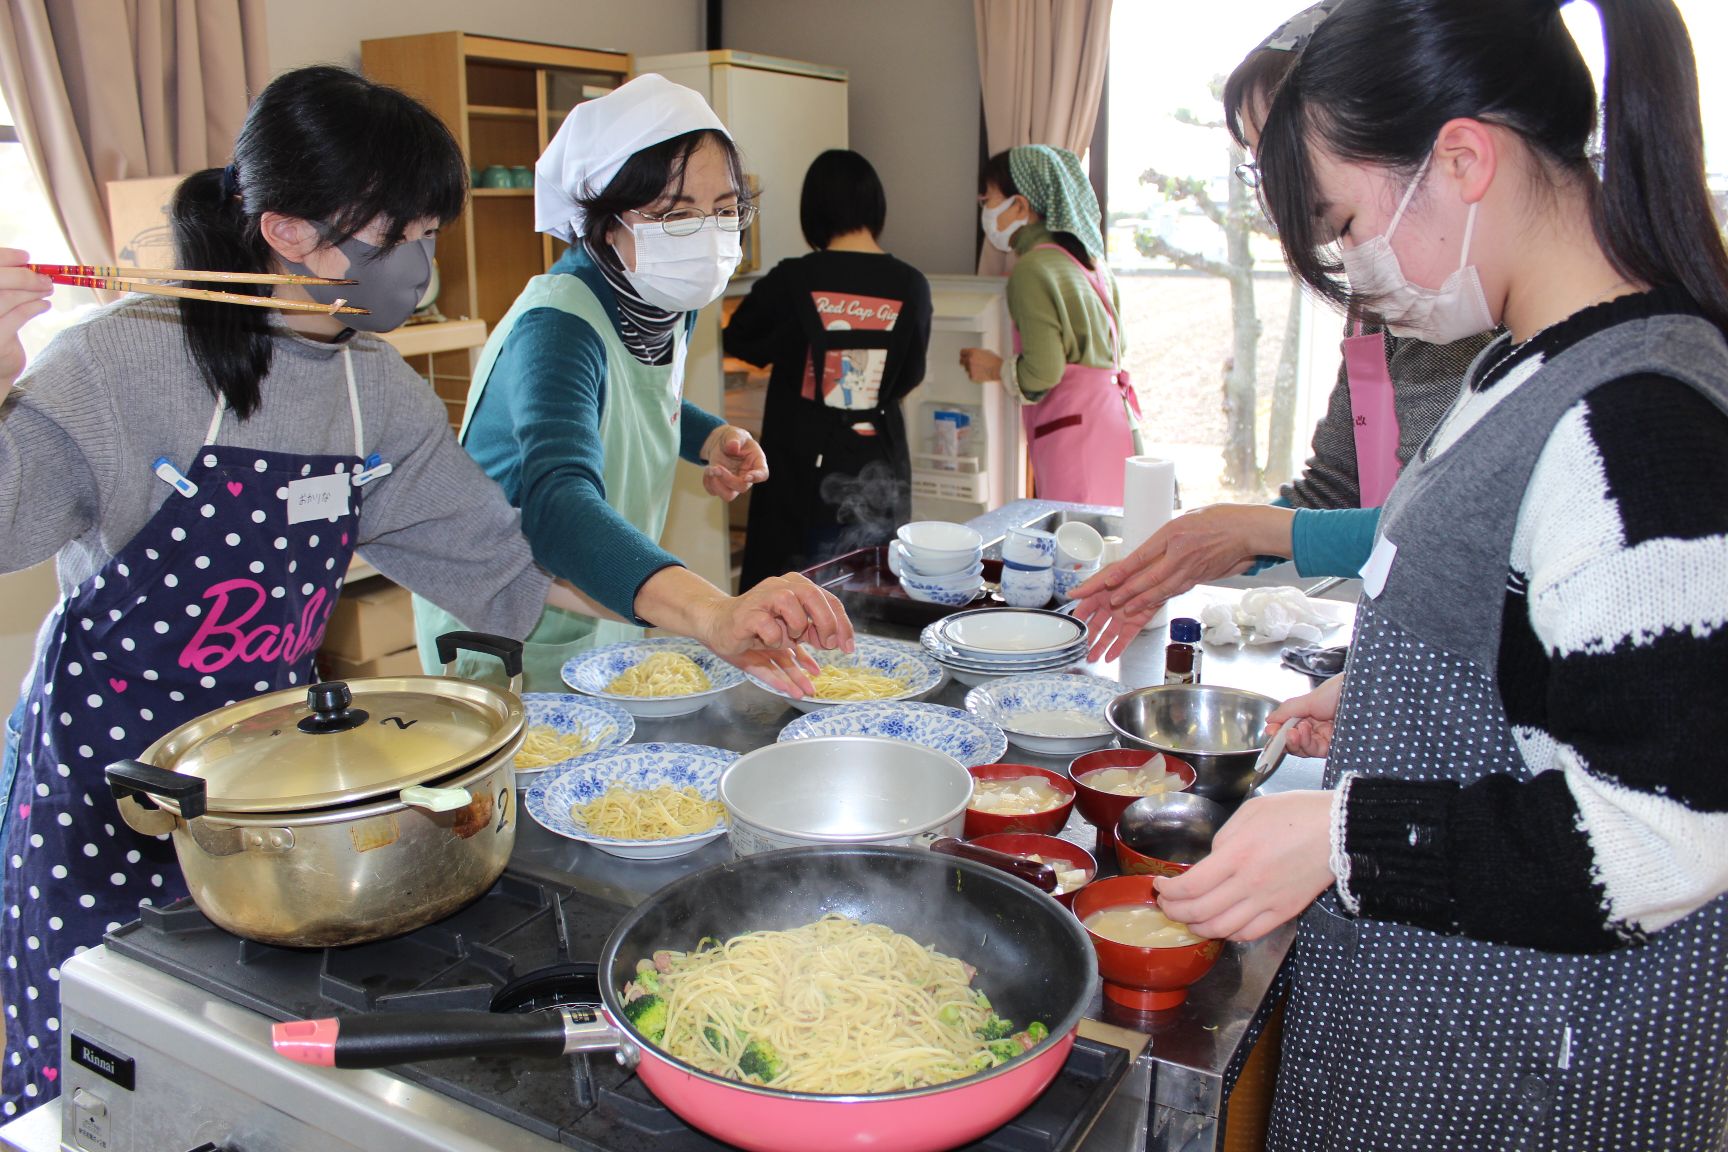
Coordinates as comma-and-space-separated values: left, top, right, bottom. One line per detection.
321, 581, 416, 663
106, 175, 187, 269
322, 647, 425, 680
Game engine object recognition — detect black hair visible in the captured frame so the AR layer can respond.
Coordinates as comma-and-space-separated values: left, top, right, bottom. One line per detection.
980, 148, 1095, 270
170, 65, 467, 419
800, 149, 886, 249
1222, 45, 1300, 150
576, 129, 748, 254
1255, 0, 1728, 331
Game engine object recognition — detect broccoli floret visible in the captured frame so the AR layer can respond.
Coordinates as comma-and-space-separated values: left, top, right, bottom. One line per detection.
632, 967, 663, 995
975, 1013, 1015, 1041
937, 1003, 965, 1027
738, 1038, 785, 1082
1025, 1021, 1049, 1042
622, 993, 668, 1043
985, 1038, 1020, 1063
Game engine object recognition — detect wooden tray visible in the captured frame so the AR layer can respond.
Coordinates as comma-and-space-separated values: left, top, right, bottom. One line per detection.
801, 546, 1005, 629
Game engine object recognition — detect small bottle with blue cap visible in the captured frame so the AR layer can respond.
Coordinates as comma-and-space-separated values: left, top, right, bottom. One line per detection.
1164, 617, 1203, 685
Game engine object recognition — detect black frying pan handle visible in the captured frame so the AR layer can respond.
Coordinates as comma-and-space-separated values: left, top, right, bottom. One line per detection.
274, 1011, 574, 1069
931, 837, 1057, 893
106, 759, 207, 820
434, 631, 525, 680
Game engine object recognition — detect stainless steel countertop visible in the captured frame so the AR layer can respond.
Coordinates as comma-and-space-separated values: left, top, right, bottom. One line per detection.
511, 572, 1355, 1127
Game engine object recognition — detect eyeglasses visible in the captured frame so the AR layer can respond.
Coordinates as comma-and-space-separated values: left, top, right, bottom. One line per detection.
630, 203, 758, 237
1234, 162, 1261, 189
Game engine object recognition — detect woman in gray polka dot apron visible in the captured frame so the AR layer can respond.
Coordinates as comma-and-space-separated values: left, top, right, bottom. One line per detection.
0, 69, 567, 1116
1142, 2, 1728, 1148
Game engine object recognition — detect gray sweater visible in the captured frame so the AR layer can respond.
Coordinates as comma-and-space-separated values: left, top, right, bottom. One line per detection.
0, 297, 550, 677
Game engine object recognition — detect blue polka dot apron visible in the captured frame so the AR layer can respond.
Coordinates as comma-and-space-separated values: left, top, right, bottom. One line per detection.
1, 350, 377, 1116
1267, 318, 1728, 1151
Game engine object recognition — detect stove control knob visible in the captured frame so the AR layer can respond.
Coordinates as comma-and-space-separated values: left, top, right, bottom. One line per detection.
71, 1089, 107, 1119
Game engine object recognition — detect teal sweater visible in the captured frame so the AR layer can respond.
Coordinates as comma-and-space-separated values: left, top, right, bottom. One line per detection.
1288, 504, 1380, 576
461, 247, 725, 619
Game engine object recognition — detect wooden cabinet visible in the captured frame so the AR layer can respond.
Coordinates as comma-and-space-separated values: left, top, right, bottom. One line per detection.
360, 33, 631, 337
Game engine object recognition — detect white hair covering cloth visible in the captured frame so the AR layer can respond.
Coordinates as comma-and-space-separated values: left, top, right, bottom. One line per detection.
534, 73, 730, 242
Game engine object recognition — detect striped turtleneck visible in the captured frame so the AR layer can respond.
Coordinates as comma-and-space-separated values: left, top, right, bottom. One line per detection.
584, 238, 680, 366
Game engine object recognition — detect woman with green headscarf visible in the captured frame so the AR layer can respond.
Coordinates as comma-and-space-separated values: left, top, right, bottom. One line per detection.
960, 145, 1140, 504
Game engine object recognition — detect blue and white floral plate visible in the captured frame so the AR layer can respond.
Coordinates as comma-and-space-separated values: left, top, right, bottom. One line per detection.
962, 673, 1120, 757
514, 693, 635, 777
523, 742, 738, 859
561, 638, 744, 719
777, 701, 1007, 767
745, 637, 946, 714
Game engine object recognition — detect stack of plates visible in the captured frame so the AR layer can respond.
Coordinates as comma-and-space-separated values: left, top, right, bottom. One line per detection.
919, 607, 1091, 686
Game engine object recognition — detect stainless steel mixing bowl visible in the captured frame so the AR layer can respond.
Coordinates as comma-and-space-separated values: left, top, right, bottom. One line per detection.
1105, 684, 1285, 804
718, 736, 975, 855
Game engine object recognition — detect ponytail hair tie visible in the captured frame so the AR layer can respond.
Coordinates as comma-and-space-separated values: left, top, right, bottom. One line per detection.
219, 163, 241, 200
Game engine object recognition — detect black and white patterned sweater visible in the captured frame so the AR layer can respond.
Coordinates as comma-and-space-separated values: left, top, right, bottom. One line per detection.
1334, 289, 1728, 953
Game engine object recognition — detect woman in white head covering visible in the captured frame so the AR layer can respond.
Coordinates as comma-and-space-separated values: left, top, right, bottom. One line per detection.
413, 74, 852, 691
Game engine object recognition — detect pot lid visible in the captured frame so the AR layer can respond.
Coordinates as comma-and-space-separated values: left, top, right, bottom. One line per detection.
140, 677, 524, 815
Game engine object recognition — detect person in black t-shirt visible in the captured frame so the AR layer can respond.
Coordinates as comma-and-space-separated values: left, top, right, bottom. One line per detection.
724, 149, 933, 590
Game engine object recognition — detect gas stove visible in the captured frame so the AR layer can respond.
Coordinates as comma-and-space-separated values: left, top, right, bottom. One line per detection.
2, 871, 1144, 1152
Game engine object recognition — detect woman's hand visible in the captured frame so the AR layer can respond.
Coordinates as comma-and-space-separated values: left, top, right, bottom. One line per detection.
694, 572, 854, 660
700, 424, 768, 502
1266, 674, 1344, 759
958, 348, 1003, 384
1154, 790, 1336, 941
723, 645, 820, 699
1070, 504, 1296, 661
0, 250, 53, 401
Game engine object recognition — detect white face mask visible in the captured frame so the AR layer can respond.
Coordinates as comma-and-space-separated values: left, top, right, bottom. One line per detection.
1338, 152, 1495, 344
981, 197, 1027, 254
617, 216, 742, 311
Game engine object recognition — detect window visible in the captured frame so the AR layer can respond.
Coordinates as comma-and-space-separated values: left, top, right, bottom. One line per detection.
1106, 1, 1728, 510
0, 88, 97, 361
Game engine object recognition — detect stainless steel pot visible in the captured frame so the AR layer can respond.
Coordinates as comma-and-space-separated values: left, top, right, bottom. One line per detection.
106, 632, 526, 948
718, 737, 973, 855
1105, 684, 1287, 805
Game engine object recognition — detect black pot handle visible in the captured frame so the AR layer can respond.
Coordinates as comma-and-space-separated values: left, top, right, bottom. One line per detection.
931, 837, 1057, 893
434, 631, 525, 681
273, 1010, 574, 1069
106, 760, 208, 820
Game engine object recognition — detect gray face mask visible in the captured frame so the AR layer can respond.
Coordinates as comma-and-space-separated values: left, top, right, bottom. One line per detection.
286, 234, 434, 332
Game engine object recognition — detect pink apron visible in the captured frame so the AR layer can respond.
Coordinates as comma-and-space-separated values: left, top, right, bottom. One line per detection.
1016, 245, 1142, 505
1341, 322, 1401, 507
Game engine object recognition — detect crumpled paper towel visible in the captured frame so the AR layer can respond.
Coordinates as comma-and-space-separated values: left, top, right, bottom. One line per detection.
1199, 588, 1335, 646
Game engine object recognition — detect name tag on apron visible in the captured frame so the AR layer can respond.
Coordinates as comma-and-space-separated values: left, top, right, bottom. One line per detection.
1360, 535, 1398, 600
287, 472, 352, 525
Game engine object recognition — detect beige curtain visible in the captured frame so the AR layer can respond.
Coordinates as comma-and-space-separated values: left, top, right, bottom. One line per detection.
973, 0, 1112, 275
0, 0, 269, 264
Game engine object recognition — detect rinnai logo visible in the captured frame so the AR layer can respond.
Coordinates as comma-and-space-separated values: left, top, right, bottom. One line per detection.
70, 1035, 136, 1091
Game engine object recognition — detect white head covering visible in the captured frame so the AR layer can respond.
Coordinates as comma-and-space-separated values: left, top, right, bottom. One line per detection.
534, 73, 731, 243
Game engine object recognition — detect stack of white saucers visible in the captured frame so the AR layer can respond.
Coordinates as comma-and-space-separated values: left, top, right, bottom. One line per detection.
891, 521, 985, 606
918, 607, 1091, 686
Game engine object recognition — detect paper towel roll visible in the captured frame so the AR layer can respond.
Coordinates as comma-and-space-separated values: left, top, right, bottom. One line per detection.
1121, 456, 1177, 629
1122, 457, 1176, 550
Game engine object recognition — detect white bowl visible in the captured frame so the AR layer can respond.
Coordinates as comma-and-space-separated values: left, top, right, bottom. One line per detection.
1055, 522, 1105, 567
897, 520, 983, 552
523, 742, 736, 859
743, 637, 945, 713
937, 609, 1087, 656
963, 674, 1120, 757
901, 561, 984, 590
561, 638, 743, 718
902, 576, 985, 606
897, 522, 985, 576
